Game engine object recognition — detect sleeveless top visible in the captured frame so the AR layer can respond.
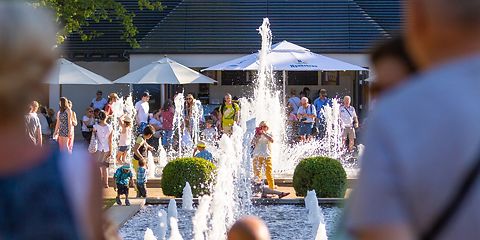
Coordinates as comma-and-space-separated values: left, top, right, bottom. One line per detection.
0, 147, 81, 239
58, 111, 69, 137
133, 136, 147, 161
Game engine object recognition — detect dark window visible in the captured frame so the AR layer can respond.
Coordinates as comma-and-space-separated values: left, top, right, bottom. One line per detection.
287, 71, 318, 85
221, 71, 250, 85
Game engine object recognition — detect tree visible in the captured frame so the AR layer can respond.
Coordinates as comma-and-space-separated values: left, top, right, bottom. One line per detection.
32, 0, 162, 48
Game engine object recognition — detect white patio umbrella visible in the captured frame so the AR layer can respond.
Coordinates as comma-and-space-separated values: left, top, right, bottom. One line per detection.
114, 57, 217, 84
45, 58, 112, 85
202, 41, 367, 100
203, 41, 366, 71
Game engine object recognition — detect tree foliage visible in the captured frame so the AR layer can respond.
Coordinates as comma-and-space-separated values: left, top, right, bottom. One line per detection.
32, 0, 162, 48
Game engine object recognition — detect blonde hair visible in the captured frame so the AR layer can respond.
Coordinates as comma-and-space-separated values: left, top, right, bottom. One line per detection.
0, 2, 57, 122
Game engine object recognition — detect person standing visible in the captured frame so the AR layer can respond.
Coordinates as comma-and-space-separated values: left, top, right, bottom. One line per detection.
104, 92, 119, 120
81, 107, 95, 144
251, 121, 275, 190
296, 97, 316, 142
93, 111, 113, 188
90, 90, 107, 110
313, 89, 332, 139
117, 115, 133, 165
287, 89, 301, 115
38, 106, 51, 145
346, 1, 480, 239
135, 91, 150, 134
339, 96, 358, 152
53, 97, 73, 151
25, 101, 42, 146
160, 100, 175, 149
184, 93, 204, 140
219, 93, 240, 135
67, 100, 78, 153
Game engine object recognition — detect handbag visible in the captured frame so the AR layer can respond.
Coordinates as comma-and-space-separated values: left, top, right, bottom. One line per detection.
88, 132, 98, 153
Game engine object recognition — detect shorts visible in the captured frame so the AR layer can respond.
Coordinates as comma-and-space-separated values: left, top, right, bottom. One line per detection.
298, 122, 314, 136
95, 151, 110, 167
117, 184, 129, 195
223, 125, 233, 135
342, 127, 356, 139
136, 182, 147, 197
118, 146, 129, 152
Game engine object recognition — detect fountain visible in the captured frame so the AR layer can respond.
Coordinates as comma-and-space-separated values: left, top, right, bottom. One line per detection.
305, 190, 327, 240
168, 217, 184, 240
157, 210, 168, 240
168, 199, 178, 220
182, 182, 194, 210
144, 228, 157, 240
120, 18, 348, 240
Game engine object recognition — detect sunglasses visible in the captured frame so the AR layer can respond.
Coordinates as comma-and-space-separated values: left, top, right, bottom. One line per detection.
88, 110, 93, 113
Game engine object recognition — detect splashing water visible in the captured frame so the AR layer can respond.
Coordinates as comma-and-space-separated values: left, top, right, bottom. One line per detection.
182, 182, 194, 210
305, 190, 327, 240
168, 199, 178, 221
168, 217, 184, 240
192, 195, 212, 240
157, 210, 168, 240
144, 228, 158, 240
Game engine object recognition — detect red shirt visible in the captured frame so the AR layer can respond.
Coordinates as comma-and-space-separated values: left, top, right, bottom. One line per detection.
104, 103, 113, 116
160, 108, 174, 130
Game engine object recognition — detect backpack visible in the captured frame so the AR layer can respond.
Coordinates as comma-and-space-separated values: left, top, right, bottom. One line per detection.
220, 102, 238, 119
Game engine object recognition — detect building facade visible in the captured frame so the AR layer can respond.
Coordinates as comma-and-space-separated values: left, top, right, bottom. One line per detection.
57, 0, 402, 116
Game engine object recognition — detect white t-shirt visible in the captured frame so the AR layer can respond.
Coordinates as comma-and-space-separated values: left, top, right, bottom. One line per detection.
135, 100, 149, 123
81, 116, 94, 132
25, 113, 41, 145
339, 105, 357, 128
91, 98, 107, 110
38, 113, 51, 135
93, 124, 112, 152
253, 134, 272, 158
297, 104, 316, 123
288, 96, 301, 113
119, 128, 132, 147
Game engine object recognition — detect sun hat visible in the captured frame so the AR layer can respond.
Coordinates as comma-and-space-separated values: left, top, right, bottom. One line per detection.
197, 141, 206, 148
259, 121, 268, 127
109, 92, 119, 100
124, 115, 133, 123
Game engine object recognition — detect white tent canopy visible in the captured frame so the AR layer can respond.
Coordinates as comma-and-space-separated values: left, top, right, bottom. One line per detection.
114, 57, 217, 84
45, 58, 112, 85
203, 41, 366, 71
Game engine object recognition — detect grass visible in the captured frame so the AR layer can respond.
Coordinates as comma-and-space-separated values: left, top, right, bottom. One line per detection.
103, 198, 116, 210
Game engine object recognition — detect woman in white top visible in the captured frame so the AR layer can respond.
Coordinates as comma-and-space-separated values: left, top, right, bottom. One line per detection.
93, 110, 113, 188
251, 121, 275, 190
116, 114, 132, 165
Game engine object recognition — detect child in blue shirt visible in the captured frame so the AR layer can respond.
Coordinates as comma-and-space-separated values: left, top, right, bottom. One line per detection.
114, 165, 133, 206
193, 141, 213, 163
136, 160, 148, 198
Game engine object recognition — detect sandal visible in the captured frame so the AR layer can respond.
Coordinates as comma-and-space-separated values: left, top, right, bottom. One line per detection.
278, 192, 290, 199
115, 197, 122, 205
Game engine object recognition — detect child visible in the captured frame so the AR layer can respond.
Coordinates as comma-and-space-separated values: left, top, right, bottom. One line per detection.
193, 141, 213, 163
117, 115, 133, 164
114, 164, 133, 206
201, 118, 218, 145
93, 111, 113, 188
136, 160, 148, 198
132, 125, 155, 196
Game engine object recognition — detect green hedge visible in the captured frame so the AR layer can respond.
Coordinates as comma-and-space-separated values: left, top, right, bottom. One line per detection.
293, 156, 347, 198
161, 157, 216, 197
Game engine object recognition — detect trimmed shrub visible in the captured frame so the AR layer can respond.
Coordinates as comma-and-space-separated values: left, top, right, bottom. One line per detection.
161, 157, 216, 197
293, 156, 347, 198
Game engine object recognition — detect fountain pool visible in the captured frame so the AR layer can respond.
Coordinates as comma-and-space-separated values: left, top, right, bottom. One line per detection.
119, 204, 342, 240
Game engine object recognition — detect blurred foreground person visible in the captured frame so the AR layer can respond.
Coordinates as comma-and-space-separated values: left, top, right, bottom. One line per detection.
370, 36, 417, 98
347, 0, 480, 240
227, 216, 271, 240
0, 2, 104, 239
